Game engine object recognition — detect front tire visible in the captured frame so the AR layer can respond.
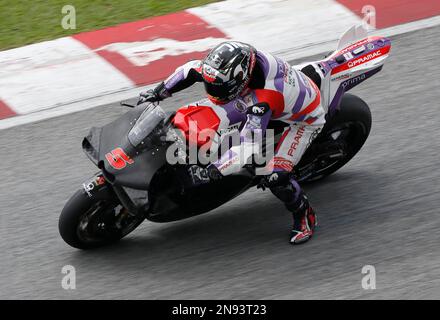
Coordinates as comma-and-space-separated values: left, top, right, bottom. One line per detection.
59, 190, 145, 249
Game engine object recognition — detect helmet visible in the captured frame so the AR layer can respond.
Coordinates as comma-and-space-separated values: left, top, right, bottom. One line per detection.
202, 41, 256, 105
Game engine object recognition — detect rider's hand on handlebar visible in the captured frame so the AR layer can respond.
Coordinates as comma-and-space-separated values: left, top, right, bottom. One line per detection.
138, 82, 171, 105
138, 89, 160, 105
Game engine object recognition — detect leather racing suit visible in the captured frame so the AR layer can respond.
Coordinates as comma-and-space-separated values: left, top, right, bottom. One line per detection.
152, 50, 325, 244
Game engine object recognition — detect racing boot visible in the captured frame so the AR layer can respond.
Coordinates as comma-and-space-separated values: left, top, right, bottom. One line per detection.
289, 194, 317, 245
268, 176, 318, 245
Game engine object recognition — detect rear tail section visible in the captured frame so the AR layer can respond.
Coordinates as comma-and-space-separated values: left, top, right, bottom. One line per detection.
298, 25, 392, 114
323, 25, 392, 112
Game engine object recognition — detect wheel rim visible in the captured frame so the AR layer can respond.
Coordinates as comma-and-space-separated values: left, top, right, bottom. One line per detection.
297, 121, 367, 181
76, 201, 142, 244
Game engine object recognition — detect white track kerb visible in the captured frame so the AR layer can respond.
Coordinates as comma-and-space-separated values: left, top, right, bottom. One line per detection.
1, 0, 440, 130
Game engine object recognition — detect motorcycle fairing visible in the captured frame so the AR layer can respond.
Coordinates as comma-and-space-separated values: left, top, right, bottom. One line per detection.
293, 24, 391, 115
147, 165, 254, 222
173, 105, 221, 147
307, 30, 392, 114
83, 104, 169, 190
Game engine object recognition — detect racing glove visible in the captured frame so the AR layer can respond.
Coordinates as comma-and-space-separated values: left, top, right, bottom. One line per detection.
138, 82, 171, 105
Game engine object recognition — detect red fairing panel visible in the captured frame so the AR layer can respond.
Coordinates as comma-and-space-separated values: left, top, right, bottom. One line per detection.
172, 105, 221, 147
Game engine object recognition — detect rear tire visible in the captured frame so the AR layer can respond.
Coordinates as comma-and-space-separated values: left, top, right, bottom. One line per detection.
59, 190, 145, 249
297, 93, 372, 182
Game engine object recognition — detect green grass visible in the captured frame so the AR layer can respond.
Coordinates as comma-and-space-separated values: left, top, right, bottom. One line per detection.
0, 0, 219, 50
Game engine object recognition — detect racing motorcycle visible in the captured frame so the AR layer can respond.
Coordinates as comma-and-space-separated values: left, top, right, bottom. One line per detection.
59, 25, 391, 249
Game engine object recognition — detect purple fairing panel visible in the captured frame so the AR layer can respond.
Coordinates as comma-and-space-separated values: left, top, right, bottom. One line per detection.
328, 85, 345, 113
341, 66, 383, 91
328, 66, 383, 113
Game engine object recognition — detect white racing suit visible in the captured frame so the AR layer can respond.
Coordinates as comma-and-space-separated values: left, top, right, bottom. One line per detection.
158, 50, 325, 242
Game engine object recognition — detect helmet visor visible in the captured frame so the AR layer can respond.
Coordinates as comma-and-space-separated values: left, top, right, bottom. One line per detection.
203, 79, 240, 104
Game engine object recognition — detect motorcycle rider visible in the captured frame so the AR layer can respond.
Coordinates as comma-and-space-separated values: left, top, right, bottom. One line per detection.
139, 41, 325, 244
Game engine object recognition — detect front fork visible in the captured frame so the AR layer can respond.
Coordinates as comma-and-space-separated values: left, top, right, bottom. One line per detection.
82, 172, 143, 217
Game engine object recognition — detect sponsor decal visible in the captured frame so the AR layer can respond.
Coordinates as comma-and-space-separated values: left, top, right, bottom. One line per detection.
348, 50, 382, 68
218, 155, 239, 172
252, 106, 265, 114
343, 52, 354, 60
83, 182, 95, 197
105, 147, 134, 170
342, 73, 367, 89
268, 172, 279, 183
337, 38, 370, 55
283, 67, 296, 87
273, 157, 294, 172
234, 100, 247, 113
209, 53, 224, 69
202, 65, 217, 83
331, 73, 350, 82
332, 45, 390, 75
276, 59, 286, 78
82, 175, 106, 197
287, 126, 305, 156
353, 45, 366, 55
219, 123, 241, 136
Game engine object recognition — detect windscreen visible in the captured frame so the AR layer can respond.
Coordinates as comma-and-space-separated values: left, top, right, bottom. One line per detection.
128, 104, 166, 147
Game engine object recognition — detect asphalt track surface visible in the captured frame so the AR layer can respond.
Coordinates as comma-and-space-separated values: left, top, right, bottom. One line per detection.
1, 26, 440, 300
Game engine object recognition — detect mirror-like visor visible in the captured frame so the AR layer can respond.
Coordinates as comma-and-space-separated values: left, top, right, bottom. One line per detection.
204, 81, 239, 102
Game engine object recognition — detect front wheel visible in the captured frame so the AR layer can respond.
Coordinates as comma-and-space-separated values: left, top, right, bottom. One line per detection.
59, 190, 145, 249
296, 93, 372, 182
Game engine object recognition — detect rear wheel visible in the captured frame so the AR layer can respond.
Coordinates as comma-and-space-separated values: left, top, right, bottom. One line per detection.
59, 190, 145, 249
295, 93, 372, 182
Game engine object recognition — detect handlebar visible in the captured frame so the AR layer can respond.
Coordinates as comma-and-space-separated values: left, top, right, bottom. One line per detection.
120, 101, 136, 108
